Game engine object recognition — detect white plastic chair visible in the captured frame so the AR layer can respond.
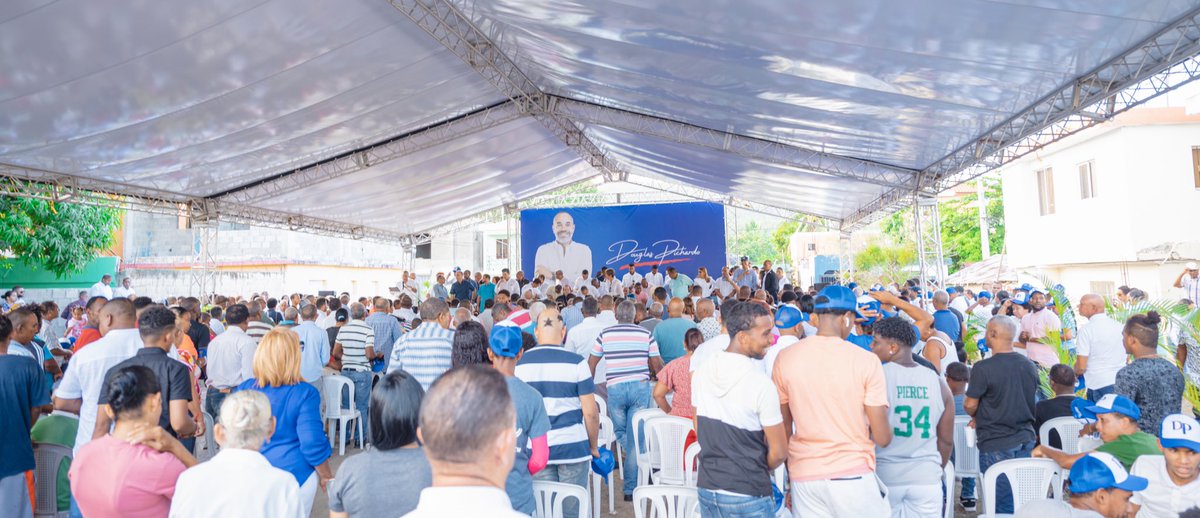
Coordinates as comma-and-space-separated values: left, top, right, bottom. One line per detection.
192, 411, 216, 457
632, 485, 700, 518
953, 415, 981, 498
982, 458, 1062, 517
1078, 435, 1103, 453
591, 415, 617, 516
323, 375, 363, 455
534, 480, 590, 518
648, 416, 694, 486
773, 464, 791, 518
632, 408, 666, 486
683, 443, 701, 487
1039, 417, 1085, 453
33, 444, 71, 518
943, 461, 955, 518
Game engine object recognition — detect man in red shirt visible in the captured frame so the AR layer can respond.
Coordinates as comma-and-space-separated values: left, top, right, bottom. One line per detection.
72, 296, 108, 352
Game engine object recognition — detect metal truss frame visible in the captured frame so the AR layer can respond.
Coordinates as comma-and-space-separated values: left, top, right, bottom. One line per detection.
387, 0, 630, 181
190, 222, 217, 299
913, 194, 946, 291
548, 96, 920, 191
842, 7, 1200, 230
213, 100, 523, 204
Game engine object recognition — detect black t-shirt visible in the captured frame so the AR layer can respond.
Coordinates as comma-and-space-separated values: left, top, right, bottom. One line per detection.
1035, 395, 1076, 449
99, 347, 193, 438
965, 352, 1039, 451
187, 318, 211, 351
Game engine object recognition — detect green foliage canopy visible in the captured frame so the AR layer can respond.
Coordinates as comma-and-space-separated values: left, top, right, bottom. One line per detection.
0, 196, 122, 277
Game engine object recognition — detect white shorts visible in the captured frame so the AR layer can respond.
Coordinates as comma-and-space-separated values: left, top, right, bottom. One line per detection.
886, 484, 942, 518
791, 474, 891, 518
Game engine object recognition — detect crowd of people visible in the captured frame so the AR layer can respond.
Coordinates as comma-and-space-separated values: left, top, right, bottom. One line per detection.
2, 260, 1200, 518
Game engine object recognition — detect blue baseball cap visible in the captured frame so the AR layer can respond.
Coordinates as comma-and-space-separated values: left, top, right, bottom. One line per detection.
774, 305, 807, 329
489, 324, 524, 358
1160, 414, 1200, 452
846, 333, 873, 351
946, 287, 957, 295
1068, 452, 1149, 494
815, 285, 860, 314
977, 291, 992, 301
1019, 283, 1034, 292
857, 295, 881, 325
1085, 394, 1142, 421
847, 282, 858, 290
1012, 292, 1029, 305
1071, 397, 1097, 423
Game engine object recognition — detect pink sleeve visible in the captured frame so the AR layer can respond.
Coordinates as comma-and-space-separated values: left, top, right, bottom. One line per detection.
863, 358, 889, 407
150, 454, 188, 500
528, 435, 549, 475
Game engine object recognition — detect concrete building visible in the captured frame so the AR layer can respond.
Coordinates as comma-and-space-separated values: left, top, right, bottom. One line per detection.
1000, 91, 1200, 301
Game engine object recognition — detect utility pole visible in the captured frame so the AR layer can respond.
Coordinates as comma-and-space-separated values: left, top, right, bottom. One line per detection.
977, 178, 991, 259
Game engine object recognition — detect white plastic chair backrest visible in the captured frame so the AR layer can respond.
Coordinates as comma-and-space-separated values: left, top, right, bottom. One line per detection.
1039, 417, 1085, 453
773, 463, 788, 495
953, 415, 981, 476
632, 408, 666, 460
943, 461, 955, 518
982, 458, 1062, 517
633, 485, 699, 518
599, 415, 616, 445
683, 443, 701, 487
33, 443, 71, 517
1078, 435, 1103, 453
595, 395, 608, 419
649, 416, 694, 485
533, 480, 590, 518
323, 375, 354, 417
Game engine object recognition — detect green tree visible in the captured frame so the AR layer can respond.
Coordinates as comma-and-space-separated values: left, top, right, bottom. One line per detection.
0, 196, 122, 277
729, 220, 776, 264
854, 242, 917, 286
882, 178, 1005, 273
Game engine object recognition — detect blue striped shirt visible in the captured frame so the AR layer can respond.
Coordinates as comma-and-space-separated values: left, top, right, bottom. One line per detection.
515, 345, 596, 464
386, 322, 455, 390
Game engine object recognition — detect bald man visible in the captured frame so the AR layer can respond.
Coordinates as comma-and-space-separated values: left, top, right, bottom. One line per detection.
514, 307, 599, 516
54, 298, 143, 456
964, 316, 1040, 513
652, 298, 698, 364
1076, 293, 1127, 401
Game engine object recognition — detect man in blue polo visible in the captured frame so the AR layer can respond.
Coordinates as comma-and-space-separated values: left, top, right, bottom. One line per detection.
1016, 452, 1148, 517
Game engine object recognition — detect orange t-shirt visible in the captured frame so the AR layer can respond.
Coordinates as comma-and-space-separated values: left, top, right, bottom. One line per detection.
73, 327, 102, 352
772, 335, 888, 482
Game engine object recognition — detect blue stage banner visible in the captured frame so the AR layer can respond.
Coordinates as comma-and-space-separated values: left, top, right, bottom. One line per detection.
520, 202, 727, 282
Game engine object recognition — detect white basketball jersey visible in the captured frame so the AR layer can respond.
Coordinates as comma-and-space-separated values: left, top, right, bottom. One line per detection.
876, 362, 946, 486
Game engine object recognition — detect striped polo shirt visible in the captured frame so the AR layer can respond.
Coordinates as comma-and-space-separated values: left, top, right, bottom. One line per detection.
591, 324, 660, 386
386, 322, 455, 390
515, 345, 596, 464
335, 320, 375, 372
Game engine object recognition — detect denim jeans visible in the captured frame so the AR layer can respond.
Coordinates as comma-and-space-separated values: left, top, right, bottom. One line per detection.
534, 461, 591, 518
698, 488, 775, 518
960, 476, 976, 500
205, 387, 228, 422
1087, 384, 1115, 402
978, 440, 1035, 513
343, 370, 372, 443
608, 379, 651, 495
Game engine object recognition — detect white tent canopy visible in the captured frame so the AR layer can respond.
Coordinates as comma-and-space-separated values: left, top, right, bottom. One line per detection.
4, 0, 1200, 243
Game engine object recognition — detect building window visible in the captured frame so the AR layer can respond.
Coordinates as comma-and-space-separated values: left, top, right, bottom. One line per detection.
496, 238, 509, 260
1078, 161, 1096, 199
1193, 146, 1200, 188
1036, 167, 1055, 215
807, 243, 817, 251
1090, 281, 1115, 299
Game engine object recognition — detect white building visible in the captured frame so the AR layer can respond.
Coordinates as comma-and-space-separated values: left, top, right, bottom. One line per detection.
1000, 91, 1200, 301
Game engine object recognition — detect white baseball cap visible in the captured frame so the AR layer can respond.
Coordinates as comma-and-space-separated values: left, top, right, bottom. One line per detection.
1161, 414, 1200, 452
1188, 261, 1199, 271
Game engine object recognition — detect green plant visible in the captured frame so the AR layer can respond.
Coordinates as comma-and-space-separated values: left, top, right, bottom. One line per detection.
883, 178, 1005, 273
0, 194, 122, 277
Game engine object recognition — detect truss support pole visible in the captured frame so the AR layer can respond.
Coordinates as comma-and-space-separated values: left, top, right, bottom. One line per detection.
190, 222, 217, 301
839, 231, 854, 285
914, 194, 945, 296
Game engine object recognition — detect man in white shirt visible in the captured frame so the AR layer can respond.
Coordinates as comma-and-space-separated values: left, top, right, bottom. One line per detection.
573, 269, 591, 292
402, 366, 528, 518
204, 303, 258, 419
400, 270, 421, 301
1130, 414, 1200, 517
948, 287, 970, 314
553, 270, 574, 292
497, 269, 521, 299
534, 211, 592, 282
968, 291, 995, 321
1075, 293, 1128, 401
112, 277, 135, 299
393, 294, 418, 323
645, 265, 664, 288
88, 274, 114, 299
53, 299, 142, 455
711, 266, 736, 299
621, 263, 643, 290
1175, 262, 1200, 304
564, 298, 612, 386
171, 390, 304, 518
